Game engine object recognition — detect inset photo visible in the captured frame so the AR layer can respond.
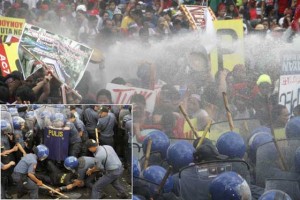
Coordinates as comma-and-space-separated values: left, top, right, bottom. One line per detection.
1, 104, 132, 199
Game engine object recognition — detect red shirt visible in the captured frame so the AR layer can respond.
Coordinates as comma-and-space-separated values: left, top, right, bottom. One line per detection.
292, 3, 300, 31
278, 0, 289, 14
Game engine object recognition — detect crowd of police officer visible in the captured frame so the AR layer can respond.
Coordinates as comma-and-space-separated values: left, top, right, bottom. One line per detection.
1, 104, 131, 199
131, 92, 300, 200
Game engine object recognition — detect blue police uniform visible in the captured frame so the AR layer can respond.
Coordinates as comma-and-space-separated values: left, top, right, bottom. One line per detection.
97, 113, 116, 147
66, 122, 82, 157
12, 153, 39, 199
77, 156, 96, 180
91, 145, 126, 199
74, 118, 89, 156
82, 107, 99, 140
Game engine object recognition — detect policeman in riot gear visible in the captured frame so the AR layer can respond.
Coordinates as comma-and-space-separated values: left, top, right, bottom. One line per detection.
209, 171, 252, 200
172, 138, 228, 200
65, 113, 82, 157
12, 144, 49, 199
12, 116, 27, 159
53, 156, 97, 193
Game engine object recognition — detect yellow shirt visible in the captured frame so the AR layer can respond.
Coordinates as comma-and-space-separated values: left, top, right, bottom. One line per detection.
121, 16, 134, 30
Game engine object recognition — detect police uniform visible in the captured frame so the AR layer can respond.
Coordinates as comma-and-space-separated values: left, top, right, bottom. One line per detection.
66, 121, 82, 157
82, 107, 99, 140
97, 112, 116, 147
12, 153, 39, 199
36, 160, 76, 187
77, 156, 96, 188
91, 145, 127, 199
74, 118, 89, 156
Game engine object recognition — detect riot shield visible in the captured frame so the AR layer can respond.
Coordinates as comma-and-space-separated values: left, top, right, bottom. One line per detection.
1, 110, 14, 134
265, 178, 300, 200
34, 106, 55, 129
209, 118, 260, 143
133, 142, 143, 160
133, 177, 160, 198
255, 139, 300, 188
177, 159, 251, 200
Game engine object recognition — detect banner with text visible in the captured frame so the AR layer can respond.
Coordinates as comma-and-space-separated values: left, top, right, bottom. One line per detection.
279, 52, 300, 114
0, 16, 25, 43
44, 127, 70, 161
106, 83, 157, 113
210, 19, 244, 76
18, 23, 93, 88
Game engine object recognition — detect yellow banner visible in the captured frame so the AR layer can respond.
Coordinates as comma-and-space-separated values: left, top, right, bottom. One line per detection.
0, 16, 25, 43
210, 19, 244, 76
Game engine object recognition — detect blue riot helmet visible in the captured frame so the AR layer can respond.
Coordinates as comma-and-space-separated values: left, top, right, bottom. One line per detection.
295, 147, 300, 172
35, 144, 49, 161
132, 195, 141, 200
286, 116, 300, 138
142, 165, 173, 195
251, 126, 271, 136
51, 113, 66, 128
258, 190, 292, 200
12, 116, 26, 130
133, 157, 141, 177
248, 132, 273, 163
8, 107, 19, 117
167, 140, 195, 171
209, 171, 251, 200
25, 111, 35, 120
31, 104, 41, 110
41, 111, 52, 119
216, 131, 246, 158
142, 130, 170, 158
64, 156, 79, 172
1, 120, 12, 134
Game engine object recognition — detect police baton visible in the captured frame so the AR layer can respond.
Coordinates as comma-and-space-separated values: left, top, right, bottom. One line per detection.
144, 138, 152, 169
265, 96, 288, 171
179, 104, 199, 138
95, 128, 99, 144
196, 119, 212, 149
42, 184, 69, 199
222, 92, 234, 131
157, 166, 173, 194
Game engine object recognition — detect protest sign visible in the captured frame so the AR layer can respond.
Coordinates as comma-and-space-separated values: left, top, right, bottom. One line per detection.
106, 83, 157, 113
44, 126, 70, 161
0, 16, 25, 43
279, 52, 300, 114
179, 5, 216, 30
18, 23, 93, 89
0, 41, 19, 76
210, 19, 244, 75
0, 16, 24, 76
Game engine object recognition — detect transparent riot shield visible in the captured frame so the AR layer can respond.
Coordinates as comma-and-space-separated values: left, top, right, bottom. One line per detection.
177, 159, 251, 200
209, 118, 261, 143
133, 177, 160, 198
34, 106, 55, 129
265, 178, 300, 200
1, 110, 14, 134
133, 143, 143, 160
255, 139, 300, 188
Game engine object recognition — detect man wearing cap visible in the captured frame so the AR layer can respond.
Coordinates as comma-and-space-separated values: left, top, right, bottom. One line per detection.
96, 106, 116, 147
85, 139, 128, 199
252, 74, 274, 125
